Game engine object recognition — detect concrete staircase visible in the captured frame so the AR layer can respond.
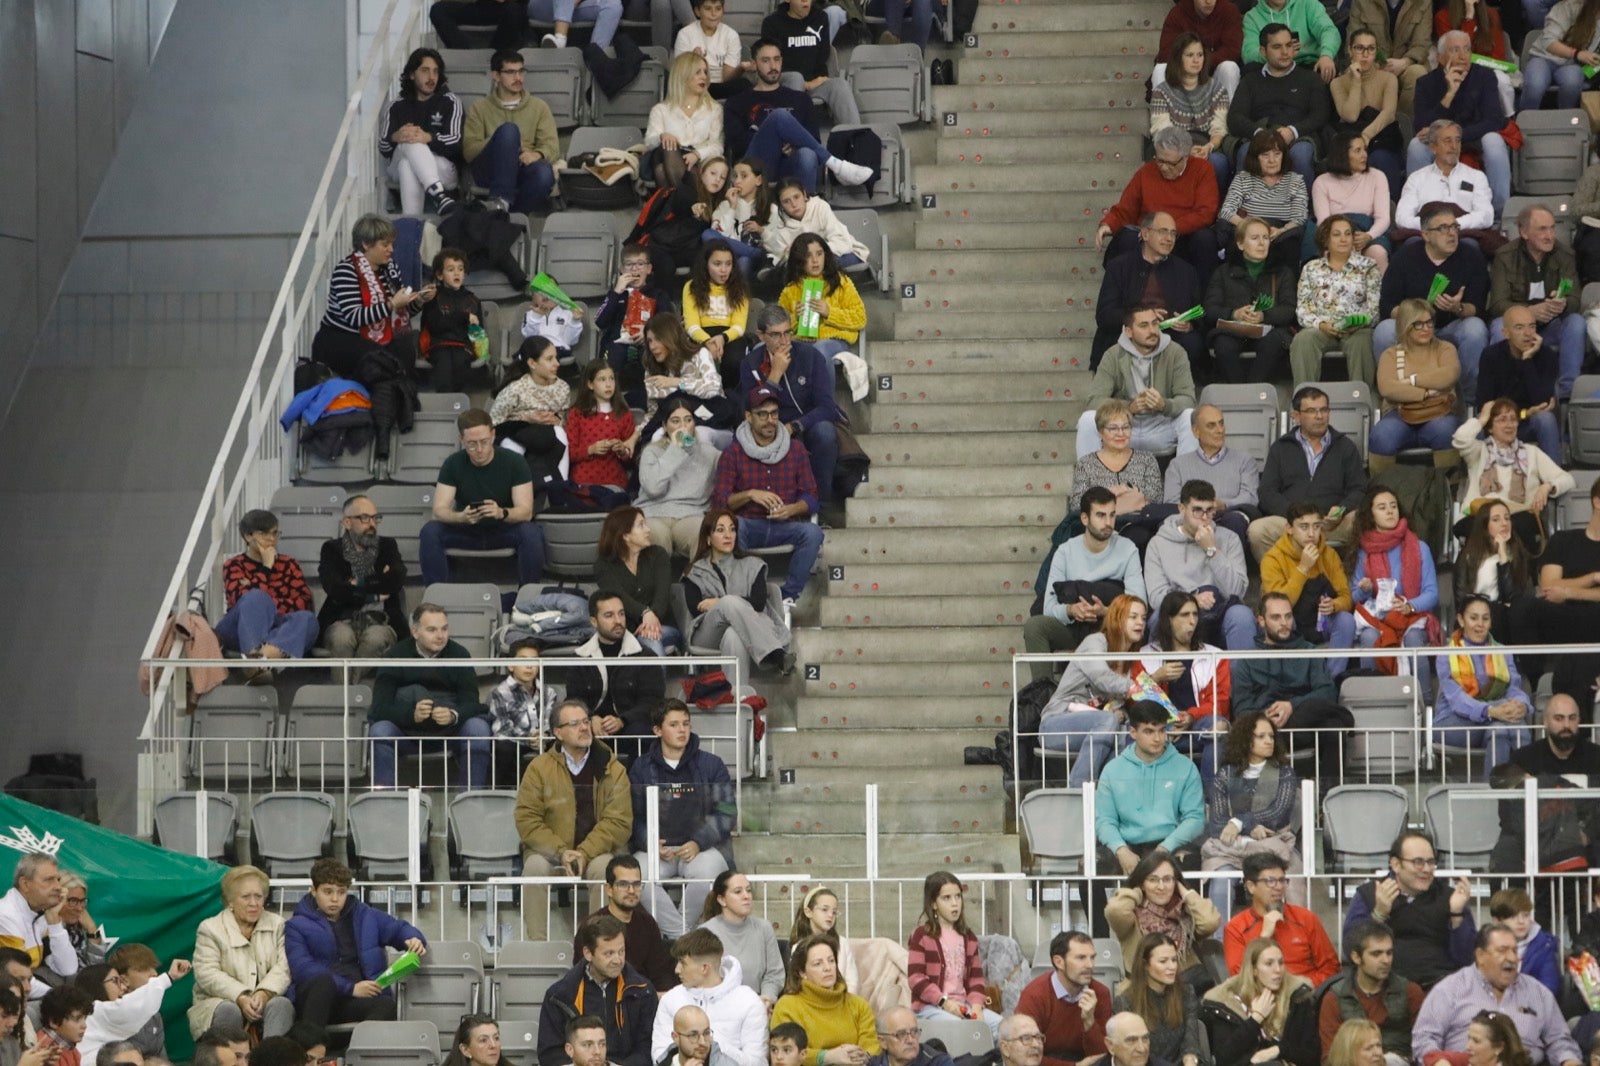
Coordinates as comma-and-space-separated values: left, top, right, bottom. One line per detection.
744, 0, 1169, 917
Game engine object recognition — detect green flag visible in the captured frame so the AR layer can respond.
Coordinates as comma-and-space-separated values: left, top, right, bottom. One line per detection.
0, 794, 225, 1060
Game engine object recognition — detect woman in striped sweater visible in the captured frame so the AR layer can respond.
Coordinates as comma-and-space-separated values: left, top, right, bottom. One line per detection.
1151, 33, 1232, 199
1215, 130, 1308, 268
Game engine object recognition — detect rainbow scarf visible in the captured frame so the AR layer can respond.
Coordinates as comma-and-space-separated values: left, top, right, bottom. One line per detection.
1446, 629, 1511, 701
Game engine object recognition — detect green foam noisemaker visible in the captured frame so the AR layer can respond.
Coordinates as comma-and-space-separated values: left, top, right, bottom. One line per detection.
1558, 278, 1575, 299
1338, 313, 1371, 330
374, 950, 421, 989
1160, 305, 1204, 329
528, 272, 578, 310
1252, 294, 1275, 311
1427, 273, 1451, 303
1472, 54, 1518, 73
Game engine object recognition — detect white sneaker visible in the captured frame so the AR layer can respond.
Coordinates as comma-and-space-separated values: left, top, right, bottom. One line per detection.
781, 597, 797, 629
541, 32, 567, 47
826, 156, 874, 186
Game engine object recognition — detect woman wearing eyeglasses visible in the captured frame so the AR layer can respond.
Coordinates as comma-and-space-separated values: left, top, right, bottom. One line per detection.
57, 875, 105, 968
1069, 399, 1165, 557
189, 866, 293, 1040
1370, 298, 1462, 470
1105, 852, 1221, 986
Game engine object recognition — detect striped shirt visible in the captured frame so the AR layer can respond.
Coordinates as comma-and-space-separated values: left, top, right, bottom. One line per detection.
321, 254, 404, 335
1219, 171, 1309, 229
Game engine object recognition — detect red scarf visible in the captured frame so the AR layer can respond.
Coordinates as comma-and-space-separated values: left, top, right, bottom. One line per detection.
1359, 518, 1423, 601
351, 251, 407, 346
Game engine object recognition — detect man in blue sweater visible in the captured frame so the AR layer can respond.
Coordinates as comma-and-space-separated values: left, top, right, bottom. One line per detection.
1094, 701, 1207, 873
1022, 487, 1147, 681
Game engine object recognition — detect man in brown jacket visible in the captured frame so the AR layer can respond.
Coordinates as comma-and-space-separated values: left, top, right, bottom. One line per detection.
1347, 0, 1432, 115
514, 697, 634, 939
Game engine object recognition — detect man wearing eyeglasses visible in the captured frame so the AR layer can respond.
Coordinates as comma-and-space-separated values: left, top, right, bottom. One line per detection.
866, 1008, 953, 1066
738, 304, 844, 511
1221, 854, 1339, 984
1094, 127, 1220, 284
317, 494, 406, 663
995, 1014, 1050, 1066
420, 407, 545, 586
1341, 830, 1476, 990
217, 509, 320, 678
1376, 200, 1490, 405
1091, 213, 1205, 373
1413, 924, 1581, 1066
1249, 386, 1365, 562
661, 1005, 739, 1066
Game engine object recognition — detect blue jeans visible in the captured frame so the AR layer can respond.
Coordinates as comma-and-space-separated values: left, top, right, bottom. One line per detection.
527, 0, 623, 44
1236, 138, 1314, 189
1304, 211, 1392, 263
1489, 312, 1586, 399
1405, 133, 1509, 216
215, 589, 319, 658
1525, 0, 1561, 33
1368, 409, 1462, 454
804, 420, 840, 504
1323, 610, 1357, 678
1520, 410, 1563, 457
1433, 712, 1530, 781
1036, 705, 1117, 772
1373, 315, 1487, 403
869, 0, 933, 48
471, 123, 556, 211
1521, 56, 1589, 111
1218, 603, 1258, 651
746, 110, 830, 194
419, 519, 547, 586
737, 517, 824, 600
370, 715, 493, 789
637, 625, 683, 657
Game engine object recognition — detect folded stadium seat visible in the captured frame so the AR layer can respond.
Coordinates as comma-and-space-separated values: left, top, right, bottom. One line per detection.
283, 684, 372, 785
249, 790, 336, 878
490, 941, 574, 1019
499, 1024, 539, 1066
825, 124, 908, 208
271, 487, 346, 566
1567, 374, 1600, 466
446, 791, 523, 879
1556, 491, 1593, 532
1197, 383, 1280, 468
534, 512, 609, 580
153, 791, 239, 862
397, 940, 484, 1051
833, 208, 890, 293
1513, 110, 1589, 197
1422, 783, 1498, 869
918, 1017, 994, 1058
347, 790, 434, 880
344, 1021, 439, 1066
386, 393, 473, 484
1322, 784, 1410, 872
557, 126, 645, 210
1499, 195, 1574, 243
364, 484, 435, 580
190, 687, 279, 784
1339, 674, 1421, 779
421, 582, 502, 674
588, 47, 668, 128
843, 44, 928, 125
1017, 787, 1085, 875
534, 212, 619, 300
719, 0, 768, 38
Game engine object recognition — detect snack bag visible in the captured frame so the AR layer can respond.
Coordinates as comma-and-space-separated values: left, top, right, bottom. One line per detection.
796, 277, 826, 339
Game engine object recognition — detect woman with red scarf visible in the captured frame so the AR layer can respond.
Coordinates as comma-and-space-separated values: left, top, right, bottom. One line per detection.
311, 213, 430, 378
1433, 593, 1533, 780
1349, 485, 1441, 686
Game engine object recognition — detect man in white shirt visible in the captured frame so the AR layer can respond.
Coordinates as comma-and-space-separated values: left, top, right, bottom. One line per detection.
0, 854, 76, 998
1395, 120, 1494, 235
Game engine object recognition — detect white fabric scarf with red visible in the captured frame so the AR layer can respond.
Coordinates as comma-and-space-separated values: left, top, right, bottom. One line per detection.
353, 251, 409, 346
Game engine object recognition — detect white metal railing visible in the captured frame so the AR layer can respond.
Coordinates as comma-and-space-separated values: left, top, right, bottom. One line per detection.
138, 0, 429, 806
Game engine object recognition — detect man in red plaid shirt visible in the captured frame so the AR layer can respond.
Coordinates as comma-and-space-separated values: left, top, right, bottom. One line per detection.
712, 385, 825, 614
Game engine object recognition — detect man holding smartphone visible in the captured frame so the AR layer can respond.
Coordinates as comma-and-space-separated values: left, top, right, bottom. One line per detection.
419, 407, 545, 586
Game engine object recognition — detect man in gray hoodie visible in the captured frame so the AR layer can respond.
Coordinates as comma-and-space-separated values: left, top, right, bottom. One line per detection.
1076, 305, 1198, 459
1144, 479, 1256, 650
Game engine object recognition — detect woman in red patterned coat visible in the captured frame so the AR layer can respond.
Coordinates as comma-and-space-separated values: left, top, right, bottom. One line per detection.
217, 509, 319, 678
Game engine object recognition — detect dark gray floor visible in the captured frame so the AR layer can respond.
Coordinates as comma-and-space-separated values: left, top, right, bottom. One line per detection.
0, 0, 349, 830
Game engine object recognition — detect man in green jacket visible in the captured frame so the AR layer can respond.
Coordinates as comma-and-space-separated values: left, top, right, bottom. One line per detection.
1094, 701, 1207, 872
462, 50, 559, 213
1077, 305, 1198, 460
369, 602, 490, 789
1242, 0, 1341, 78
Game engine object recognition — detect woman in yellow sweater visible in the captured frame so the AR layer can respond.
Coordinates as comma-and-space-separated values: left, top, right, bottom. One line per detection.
682, 239, 751, 395
770, 936, 880, 1066
1259, 500, 1357, 675
778, 233, 867, 366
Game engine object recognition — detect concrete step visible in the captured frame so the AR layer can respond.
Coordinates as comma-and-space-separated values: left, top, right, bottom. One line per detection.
893, 248, 1102, 281
771, 727, 997, 770
799, 658, 1018, 697
957, 57, 1154, 86
867, 340, 1091, 373
850, 461, 1069, 496
933, 83, 1147, 114
939, 110, 1146, 137
864, 400, 1084, 433
914, 222, 1103, 251
824, 561, 1039, 597
795, 694, 1012, 730
901, 281, 1097, 313
873, 373, 1089, 404
851, 429, 1073, 465
757, 786, 1008, 834
844, 493, 1064, 530
819, 593, 1033, 627
917, 191, 1117, 223
915, 161, 1130, 194
934, 136, 1143, 166
819, 525, 1055, 566
959, 30, 1162, 60
796, 625, 1025, 663
968, 4, 1165, 33
892, 311, 1095, 341
738, 829, 1015, 867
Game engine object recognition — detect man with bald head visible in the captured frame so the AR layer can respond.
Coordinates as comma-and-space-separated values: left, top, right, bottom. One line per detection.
1476, 304, 1562, 458
867, 1008, 954, 1066
664, 1006, 737, 1066
1152, 405, 1260, 544
1488, 204, 1584, 401
1104, 1013, 1171, 1066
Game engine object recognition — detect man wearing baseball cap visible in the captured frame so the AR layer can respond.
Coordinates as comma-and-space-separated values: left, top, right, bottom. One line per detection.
710, 384, 825, 618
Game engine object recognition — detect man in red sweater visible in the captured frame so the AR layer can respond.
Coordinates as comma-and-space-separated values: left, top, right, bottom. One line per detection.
1221, 853, 1340, 985
1156, 0, 1243, 100
1095, 127, 1220, 284
1015, 932, 1111, 1066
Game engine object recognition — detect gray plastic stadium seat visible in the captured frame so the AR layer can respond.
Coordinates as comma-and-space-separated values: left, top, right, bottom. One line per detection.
250, 791, 336, 877
536, 210, 620, 301
1307, 380, 1374, 463
1514, 110, 1589, 196
365, 484, 434, 580
492, 941, 574, 1019
918, 1017, 994, 1057
844, 45, 927, 125
284, 684, 371, 784
344, 1021, 440, 1066
1018, 788, 1085, 875
422, 582, 501, 673
399, 940, 484, 1051
827, 124, 908, 208
1199, 384, 1279, 468
1340, 674, 1420, 778
348, 790, 434, 880
535, 512, 608, 579
526, 49, 589, 129
1423, 783, 1499, 869
387, 393, 472, 484
1568, 375, 1600, 466
1322, 784, 1410, 872
589, 47, 668, 127
271, 487, 346, 565
719, 0, 767, 36
190, 688, 278, 783
1557, 491, 1593, 533
1499, 196, 1574, 243
447, 791, 523, 878
499, 1025, 539, 1066
153, 791, 239, 860
1092, 937, 1123, 983
833, 209, 890, 293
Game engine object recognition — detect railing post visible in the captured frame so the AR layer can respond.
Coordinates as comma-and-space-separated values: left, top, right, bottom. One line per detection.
1083, 786, 1097, 879
1523, 775, 1538, 877
645, 785, 662, 885
866, 785, 880, 939
1300, 779, 1316, 879
407, 787, 422, 885
194, 788, 209, 859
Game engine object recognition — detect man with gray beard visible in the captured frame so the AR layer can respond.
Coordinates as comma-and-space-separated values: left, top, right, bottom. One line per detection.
317, 493, 407, 660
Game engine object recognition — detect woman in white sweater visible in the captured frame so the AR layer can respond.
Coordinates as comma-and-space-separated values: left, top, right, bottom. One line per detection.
1453, 398, 1576, 554
763, 182, 869, 266
646, 53, 724, 188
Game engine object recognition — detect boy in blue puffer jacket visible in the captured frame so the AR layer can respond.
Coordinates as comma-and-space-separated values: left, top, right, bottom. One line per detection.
284, 858, 427, 1028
